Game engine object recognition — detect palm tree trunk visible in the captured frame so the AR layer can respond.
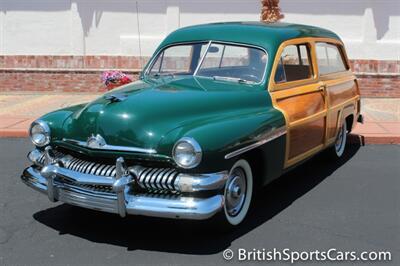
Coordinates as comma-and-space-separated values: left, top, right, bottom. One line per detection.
261, 0, 284, 23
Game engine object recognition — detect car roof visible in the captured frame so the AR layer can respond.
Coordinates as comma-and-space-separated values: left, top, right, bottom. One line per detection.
159, 21, 341, 53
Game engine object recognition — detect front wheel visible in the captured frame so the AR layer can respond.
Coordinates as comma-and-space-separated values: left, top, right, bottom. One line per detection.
212, 159, 253, 230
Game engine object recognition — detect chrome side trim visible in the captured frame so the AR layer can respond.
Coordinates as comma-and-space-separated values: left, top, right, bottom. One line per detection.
224, 126, 287, 160
62, 138, 157, 154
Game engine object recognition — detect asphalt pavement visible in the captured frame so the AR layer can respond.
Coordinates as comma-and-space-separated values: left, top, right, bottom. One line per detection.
0, 138, 399, 266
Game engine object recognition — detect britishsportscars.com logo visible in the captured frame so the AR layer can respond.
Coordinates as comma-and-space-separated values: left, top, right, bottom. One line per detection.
222, 248, 392, 263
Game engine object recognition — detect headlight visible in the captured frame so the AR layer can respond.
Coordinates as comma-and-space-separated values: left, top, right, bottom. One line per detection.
172, 137, 202, 169
29, 120, 51, 147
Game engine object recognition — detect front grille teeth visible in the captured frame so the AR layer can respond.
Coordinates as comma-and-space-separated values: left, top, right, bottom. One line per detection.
136, 167, 179, 192
37, 150, 181, 193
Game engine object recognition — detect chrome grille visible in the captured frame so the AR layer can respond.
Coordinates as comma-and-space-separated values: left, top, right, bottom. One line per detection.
37, 150, 180, 192
65, 158, 116, 177
135, 167, 179, 191
37, 150, 64, 165
38, 151, 116, 178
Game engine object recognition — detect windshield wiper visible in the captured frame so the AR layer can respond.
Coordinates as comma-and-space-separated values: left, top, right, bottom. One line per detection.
212, 76, 254, 84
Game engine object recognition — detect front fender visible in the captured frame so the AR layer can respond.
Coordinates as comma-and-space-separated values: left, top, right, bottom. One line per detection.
37, 104, 87, 143
158, 107, 285, 173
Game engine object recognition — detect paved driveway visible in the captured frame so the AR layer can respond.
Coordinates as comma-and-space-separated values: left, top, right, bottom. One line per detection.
0, 138, 399, 265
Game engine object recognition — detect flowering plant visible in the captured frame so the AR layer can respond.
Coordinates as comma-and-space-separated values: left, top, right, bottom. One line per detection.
101, 71, 132, 90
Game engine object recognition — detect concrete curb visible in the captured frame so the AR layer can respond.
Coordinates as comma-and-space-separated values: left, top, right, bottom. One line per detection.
0, 130, 28, 138
343, 134, 400, 145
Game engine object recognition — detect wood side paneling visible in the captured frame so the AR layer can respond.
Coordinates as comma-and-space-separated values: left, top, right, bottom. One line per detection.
289, 118, 325, 159
327, 110, 340, 139
327, 80, 357, 107
275, 91, 325, 122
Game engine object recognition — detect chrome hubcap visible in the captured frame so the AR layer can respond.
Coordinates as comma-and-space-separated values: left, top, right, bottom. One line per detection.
225, 168, 246, 217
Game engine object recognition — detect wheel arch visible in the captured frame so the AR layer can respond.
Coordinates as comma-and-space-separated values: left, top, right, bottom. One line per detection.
234, 134, 286, 191
345, 114, 354, 133
241, 147, 266, 191
342, 103, 356, 132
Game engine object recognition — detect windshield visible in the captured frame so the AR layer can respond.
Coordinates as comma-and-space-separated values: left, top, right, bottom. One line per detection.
146, 42, 267, 83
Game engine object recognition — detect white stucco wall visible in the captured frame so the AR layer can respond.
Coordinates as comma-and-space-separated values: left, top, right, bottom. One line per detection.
0, 0, 399, 60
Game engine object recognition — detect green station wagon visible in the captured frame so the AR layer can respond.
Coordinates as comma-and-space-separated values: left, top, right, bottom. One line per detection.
21, 22, 362, 228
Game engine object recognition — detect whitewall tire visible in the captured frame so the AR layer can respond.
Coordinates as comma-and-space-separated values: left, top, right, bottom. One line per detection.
334, 120, 347, 157
328, 119, 347, 159
213, 159, 253, 228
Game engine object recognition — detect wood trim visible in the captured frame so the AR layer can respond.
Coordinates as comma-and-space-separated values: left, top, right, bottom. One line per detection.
290, 110, 327, 128
267, 37, 360, 168
268, 38, 319, 92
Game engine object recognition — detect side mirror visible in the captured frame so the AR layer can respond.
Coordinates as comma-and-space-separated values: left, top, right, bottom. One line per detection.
208, 46, 220, 53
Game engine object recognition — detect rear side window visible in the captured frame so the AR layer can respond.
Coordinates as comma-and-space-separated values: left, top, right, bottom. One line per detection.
316, 43, 348, 75
274, 44, 312, 83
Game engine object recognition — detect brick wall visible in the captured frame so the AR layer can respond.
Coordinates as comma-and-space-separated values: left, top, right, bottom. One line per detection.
349, 60, 400, 97
0, 56, 399, 97
0, 56, 144, 93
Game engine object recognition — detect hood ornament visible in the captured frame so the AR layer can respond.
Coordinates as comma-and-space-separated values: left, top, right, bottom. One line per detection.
104, 94, 127, 103
87, 134, 106, 149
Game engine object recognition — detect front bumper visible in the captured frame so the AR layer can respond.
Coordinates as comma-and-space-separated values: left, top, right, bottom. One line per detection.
21, 148, 227, 220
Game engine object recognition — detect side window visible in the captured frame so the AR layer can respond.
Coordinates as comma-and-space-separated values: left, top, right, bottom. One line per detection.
316, 43, 348, 75
275, 44, 312, 83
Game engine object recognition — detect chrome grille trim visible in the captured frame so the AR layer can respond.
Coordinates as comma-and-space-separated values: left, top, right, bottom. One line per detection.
37, 150, 181, 192
132, 166, 179, 192
161, 169, 174, 190
62, 138, 157, 154
39, 151, 118, 178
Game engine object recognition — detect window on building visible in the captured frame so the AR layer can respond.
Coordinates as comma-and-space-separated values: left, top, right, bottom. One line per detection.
274, 44, 312, 83
316, 43, 348, 75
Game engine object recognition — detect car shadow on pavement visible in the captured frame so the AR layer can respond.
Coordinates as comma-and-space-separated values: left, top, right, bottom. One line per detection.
33, 142, 362, 255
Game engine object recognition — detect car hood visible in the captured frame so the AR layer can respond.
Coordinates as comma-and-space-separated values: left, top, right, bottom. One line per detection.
60, 76, 268, 154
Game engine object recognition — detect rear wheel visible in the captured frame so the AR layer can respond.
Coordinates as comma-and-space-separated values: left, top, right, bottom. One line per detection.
328, 120, 347, 158
212, 159, 253, 230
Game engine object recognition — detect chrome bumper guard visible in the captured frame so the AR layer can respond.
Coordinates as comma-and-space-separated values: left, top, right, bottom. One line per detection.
21, 147, 227, 220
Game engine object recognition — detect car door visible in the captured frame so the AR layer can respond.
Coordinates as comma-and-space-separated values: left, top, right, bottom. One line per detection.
268, 39, 328, 168
314, 41, 359, 145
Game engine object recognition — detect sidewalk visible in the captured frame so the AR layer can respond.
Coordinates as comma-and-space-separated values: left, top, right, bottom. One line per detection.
351, 98, 400, 144
0, 93, 99, 137
0, 92, 399, 144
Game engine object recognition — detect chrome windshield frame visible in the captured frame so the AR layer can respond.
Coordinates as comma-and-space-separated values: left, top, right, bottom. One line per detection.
194, 41, 268, 85
143, 40, 269, 85
143, 41, 211, 77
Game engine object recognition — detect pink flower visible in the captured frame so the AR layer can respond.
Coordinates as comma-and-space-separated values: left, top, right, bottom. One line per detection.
101, 71, 132, 88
